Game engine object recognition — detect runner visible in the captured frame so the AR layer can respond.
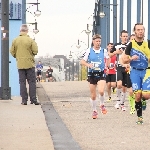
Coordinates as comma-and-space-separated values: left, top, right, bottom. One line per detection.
36, 61, 43, 82
80, 34, 110, 119
123, 23, 150, 124
106, 43, 117, 101
120, 34, 136, 114
109, 30, 129, 111
46, 66, 53, 82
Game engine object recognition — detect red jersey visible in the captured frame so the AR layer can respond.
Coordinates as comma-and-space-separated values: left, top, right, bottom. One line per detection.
108, 55, 116, 74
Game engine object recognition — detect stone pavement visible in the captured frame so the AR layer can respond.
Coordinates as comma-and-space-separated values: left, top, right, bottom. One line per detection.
0, 97, 54, 150
39, 81, 150, 150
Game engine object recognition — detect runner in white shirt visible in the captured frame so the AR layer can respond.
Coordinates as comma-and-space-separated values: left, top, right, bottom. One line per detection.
80, 34, 110, 119
109, 30, 129, 111
119, 34, 136, 114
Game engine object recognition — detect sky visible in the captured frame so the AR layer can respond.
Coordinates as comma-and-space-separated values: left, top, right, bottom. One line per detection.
26, 0, 94, 58
26, 0, 149, 58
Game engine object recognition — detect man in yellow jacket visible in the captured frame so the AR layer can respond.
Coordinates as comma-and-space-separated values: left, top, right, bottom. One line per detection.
10, 24, 40, 105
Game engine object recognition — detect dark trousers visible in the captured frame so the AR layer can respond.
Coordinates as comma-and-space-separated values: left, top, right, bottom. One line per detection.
18, 67, 36, 102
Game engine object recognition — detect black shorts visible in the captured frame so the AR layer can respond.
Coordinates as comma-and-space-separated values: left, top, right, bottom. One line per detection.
87, 71, 106, 85
87, 76, 105, 85
48, 75, 52, 77
116, 66, 127, 87
106, 74, 116, 83
127, 73, 132, 88
37, 72, 41, 76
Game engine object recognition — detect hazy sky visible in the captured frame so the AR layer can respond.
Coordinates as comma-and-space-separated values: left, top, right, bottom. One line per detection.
26, 0, 94, 58
26, 0, 149, 58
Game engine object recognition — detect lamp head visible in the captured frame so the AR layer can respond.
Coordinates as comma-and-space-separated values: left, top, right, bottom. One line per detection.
99, 12, 105, 18
33, 29, 39, 34
34, 10, 41, 17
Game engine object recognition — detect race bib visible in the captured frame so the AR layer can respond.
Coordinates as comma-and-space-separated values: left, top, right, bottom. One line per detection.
91, 61, 101, 71
49, 72, 52, 75
109, 63, 115, 69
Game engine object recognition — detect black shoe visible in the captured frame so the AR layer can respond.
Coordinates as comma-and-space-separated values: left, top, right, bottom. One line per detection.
30, 101, 34, 104
33, 101, 40, 105
21, 102, 27, 105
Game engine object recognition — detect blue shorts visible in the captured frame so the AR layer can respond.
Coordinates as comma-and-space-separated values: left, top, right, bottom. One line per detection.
130, 68, 150, 91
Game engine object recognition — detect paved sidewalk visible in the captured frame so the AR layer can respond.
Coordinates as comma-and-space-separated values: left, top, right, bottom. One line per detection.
40, 81, 150, 150
0, 97, 54, 150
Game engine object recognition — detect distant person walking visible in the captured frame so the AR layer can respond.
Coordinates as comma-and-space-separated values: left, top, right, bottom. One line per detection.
10, 24, 40, 105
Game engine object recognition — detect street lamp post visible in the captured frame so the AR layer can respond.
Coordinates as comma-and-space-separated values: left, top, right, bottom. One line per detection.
27, 21, 39, 34
99, 3, 118, 45
71, 41, 86, 81
68, 51, 72, 81
25, 0, 41, 38
66, 66, 69, 81
76, 39, 87, 49
22, 0, 41, 24
0, 0, 11, 99
85, 24, 91, 49
72, 59, 75, 81
27, 0, 41, 17
22, 0, 41, 40
68, 65, 71, 81
77, 25, 91, 81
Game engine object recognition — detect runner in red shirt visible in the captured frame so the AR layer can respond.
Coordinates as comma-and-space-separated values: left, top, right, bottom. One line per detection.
106, 43, 117, 101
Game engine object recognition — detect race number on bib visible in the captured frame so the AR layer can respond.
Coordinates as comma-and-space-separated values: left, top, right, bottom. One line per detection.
91, 61, 102, 71
109, 63, 115, 69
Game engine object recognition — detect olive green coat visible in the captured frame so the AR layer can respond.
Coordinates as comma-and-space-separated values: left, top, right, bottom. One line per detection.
10, 32, 38, 69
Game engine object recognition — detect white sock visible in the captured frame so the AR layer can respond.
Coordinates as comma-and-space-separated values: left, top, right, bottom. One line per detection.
120, 92, 126, 105
90, 99, 97, 111
116, 88, 122, 100
99, 94, 104, 106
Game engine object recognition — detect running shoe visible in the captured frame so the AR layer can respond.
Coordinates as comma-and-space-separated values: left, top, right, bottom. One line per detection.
92, 111, 98, 119
108, 97, 111, 102
115, 102, 120, 109
100, 105, 107, 114
120, 104, 126, 111
136, 116, 143, 125
141, 99, 146, 110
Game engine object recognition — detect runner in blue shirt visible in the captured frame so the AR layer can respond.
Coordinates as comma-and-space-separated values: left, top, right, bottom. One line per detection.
36, 61, 43, 82
80, 34, 110, 119
123, 23, 150, 124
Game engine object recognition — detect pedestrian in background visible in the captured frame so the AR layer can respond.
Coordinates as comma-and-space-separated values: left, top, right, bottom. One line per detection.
10, 24, 40, 105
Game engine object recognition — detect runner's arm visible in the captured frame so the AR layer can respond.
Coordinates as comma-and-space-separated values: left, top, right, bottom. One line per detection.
104, 49, 110, 68
123, 42, 132, 63
109, 45, 123, 57
147, 40, 150, 62
119, 51, 130, 68
80, 49, 91, 67
109, 44, 117, 57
